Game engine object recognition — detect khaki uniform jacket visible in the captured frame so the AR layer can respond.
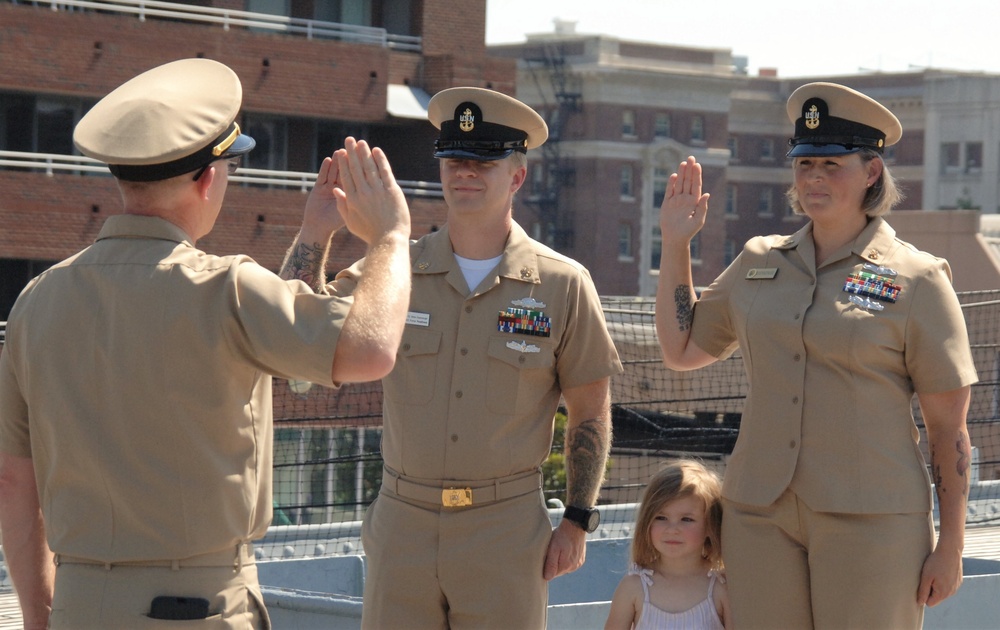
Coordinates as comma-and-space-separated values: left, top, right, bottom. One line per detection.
691, 217, 978, 513
0, 215, 349, 561
335, 221, 622, 482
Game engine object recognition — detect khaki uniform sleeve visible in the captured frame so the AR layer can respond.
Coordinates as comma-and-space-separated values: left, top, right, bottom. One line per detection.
904, 258, 978, 394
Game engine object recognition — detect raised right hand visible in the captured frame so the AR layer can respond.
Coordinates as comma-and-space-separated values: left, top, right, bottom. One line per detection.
333, 137, 411, 246
660, 156, 710, 247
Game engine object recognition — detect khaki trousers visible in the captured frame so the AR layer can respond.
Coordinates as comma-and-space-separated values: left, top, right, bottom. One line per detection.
50, 549, 269, 629
361, 488, 552, 629
722, 491, 934, 630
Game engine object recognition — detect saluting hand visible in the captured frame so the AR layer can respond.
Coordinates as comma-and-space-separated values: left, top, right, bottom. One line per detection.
333, 137, 411, 246
303, 149, 348, 236
660, 156, 710, 247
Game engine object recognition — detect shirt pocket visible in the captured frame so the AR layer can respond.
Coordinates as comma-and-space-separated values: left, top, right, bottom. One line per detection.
385, 327, 442, 406
485, 335, 556, 414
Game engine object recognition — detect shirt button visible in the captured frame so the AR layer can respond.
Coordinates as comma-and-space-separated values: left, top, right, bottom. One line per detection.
465, 305, 473, 313
460, 348, 468, 356
518, 356, 526, 363
451, 434, 459, 442
792, 396, 799, 404
402, 343, 411, 351
789, 440, 797, 449
793, 354, 801, 362
455, 391, 463, 399
793, 313, 801, 320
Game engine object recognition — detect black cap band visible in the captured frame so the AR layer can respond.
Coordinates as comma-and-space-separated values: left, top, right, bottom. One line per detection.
109, 122, 255, 182
787, 96, 886, 157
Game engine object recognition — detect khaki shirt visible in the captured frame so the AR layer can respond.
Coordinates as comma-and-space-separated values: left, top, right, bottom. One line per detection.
335, 221, 622, 481
0, 215, 349, 561
691, 217, 978, 513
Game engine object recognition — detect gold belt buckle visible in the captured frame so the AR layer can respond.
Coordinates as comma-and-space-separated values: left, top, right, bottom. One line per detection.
442, 487, 473, 507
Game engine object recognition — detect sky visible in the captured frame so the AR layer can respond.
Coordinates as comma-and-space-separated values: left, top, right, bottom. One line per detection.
485, 0, 1000, 78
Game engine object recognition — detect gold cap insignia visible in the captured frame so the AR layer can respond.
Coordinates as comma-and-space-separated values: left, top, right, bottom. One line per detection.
459, 107, 475, 133
805, 104, 820, 130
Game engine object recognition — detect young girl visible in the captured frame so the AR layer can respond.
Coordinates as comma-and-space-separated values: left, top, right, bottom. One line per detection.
605, 460, 730, 630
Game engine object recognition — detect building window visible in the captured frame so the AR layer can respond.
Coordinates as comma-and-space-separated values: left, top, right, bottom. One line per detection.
653, 167, 669, 208
654, 113, 671, 139
691, 115, 705, 143
883, 144, 897, 164
651, 227, 662, 269
725, 185, 738, 216
618, 223, 633, 260
0, 94, 82, 155
35, 99, 79, 156
758, 187, 773, 216
941, 142, 961, 174
622, 110, 636, 138
760, 138, 774, 160
966, 142, 983, 173
727, 136, 739, 162
724, 239, 737, 266
620, 164, 634, 198
244, 115, 289, 172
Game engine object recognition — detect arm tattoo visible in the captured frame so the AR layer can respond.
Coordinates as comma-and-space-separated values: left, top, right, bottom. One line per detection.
565, 418, 610, 507
956, 433, 970, 497
674, 285, 694, 332
280, 241, 327, 292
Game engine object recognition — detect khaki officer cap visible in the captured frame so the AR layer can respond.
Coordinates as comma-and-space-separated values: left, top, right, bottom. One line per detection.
786, 82, 901, 158
74, 58, 255, 181
428, 87, 547, 161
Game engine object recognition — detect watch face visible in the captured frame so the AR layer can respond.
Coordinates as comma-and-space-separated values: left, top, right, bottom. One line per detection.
585, 510, 600, 532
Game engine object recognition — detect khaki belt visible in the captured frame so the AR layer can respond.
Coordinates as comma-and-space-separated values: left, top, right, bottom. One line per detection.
54, 542, 255, 571
382, 466, 542, 508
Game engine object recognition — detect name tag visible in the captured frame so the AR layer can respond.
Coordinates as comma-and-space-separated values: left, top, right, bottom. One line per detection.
406, 311, 430, 327
746, 268, 778, 279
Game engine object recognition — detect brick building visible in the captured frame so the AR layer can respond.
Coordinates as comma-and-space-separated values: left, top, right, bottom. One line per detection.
0, 0, 515, 320
492, 28, 1000, 296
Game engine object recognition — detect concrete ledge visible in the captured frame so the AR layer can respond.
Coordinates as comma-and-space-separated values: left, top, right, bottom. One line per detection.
256, 539, 1000, 629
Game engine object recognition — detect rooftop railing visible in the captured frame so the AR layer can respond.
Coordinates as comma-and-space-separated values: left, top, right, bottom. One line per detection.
10, 0, 422, 51
0, 150, 443, 198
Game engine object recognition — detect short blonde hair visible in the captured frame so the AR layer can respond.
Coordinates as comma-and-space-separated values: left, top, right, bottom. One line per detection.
631, 459, 724, 571
786, 149, 903, 218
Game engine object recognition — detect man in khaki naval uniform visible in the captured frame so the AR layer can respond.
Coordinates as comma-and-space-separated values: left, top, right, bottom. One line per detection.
0, 58, 412, 628
283, 87, 622, 628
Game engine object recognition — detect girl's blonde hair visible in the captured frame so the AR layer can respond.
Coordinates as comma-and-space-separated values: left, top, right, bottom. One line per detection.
631, 459, 724, 571
785, 149, 903, 218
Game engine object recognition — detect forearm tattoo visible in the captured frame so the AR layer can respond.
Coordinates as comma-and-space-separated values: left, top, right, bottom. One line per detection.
674, 285, 694, 332
280, 241, 327, 292
565, 418, 610, 507
931, 433, 972, 498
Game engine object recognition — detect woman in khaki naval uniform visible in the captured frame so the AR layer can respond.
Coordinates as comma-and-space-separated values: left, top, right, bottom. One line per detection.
655, 83, 977, 629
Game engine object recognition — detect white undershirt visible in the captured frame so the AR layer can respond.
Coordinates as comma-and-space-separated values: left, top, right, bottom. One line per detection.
455, 253, 502, 294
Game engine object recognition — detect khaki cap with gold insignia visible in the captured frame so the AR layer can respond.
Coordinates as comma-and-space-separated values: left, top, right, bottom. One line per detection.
786, 82, 901, 158
428, 87, 547, 161
74, 58, 255, 182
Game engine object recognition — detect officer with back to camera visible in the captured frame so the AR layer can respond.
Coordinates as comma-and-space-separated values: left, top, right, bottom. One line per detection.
0, 57, 412, 629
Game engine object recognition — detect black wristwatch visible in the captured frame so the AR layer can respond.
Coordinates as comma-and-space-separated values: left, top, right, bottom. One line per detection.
563, 505, 600, 533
